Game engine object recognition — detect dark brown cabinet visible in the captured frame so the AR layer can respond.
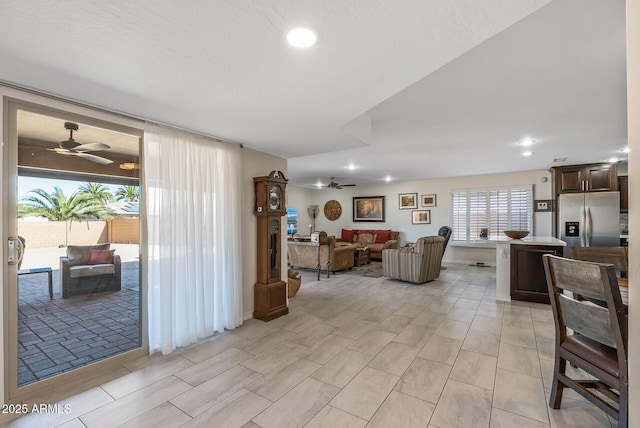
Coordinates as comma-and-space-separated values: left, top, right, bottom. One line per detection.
619, 176, 628, 212
550, 163, 618, 195
510, 244, 564, 304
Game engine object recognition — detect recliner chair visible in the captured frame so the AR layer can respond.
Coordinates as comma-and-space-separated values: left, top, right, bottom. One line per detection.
382, 235, 444, 283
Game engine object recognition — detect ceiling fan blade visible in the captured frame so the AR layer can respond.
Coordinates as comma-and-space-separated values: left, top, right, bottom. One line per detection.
73, 152, 114, 165
74, 142, 111, 152
342, 184, 356, 187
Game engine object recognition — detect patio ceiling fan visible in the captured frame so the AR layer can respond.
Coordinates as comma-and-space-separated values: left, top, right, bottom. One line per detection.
326, 177, 356, 189
48, 122, 113, 165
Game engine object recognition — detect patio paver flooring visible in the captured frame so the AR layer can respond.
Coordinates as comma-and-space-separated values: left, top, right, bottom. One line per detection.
17, 261, 140, 386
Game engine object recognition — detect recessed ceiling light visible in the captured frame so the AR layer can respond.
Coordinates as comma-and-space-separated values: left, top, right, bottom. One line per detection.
522, 151, 533, 157
315, 181, 323, 188
347, 163, 356, 171
620, 146, 630, 153
609, 157, 619, 163
385, 176, 392, 182
520, 138, 536, 147
286, 28, 317, 48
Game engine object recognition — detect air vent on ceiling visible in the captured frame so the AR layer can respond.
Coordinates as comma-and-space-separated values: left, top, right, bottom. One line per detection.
553, 157, 567, 163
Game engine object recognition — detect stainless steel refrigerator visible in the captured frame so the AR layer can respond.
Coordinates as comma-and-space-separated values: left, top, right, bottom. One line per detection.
557, 191, 620, 255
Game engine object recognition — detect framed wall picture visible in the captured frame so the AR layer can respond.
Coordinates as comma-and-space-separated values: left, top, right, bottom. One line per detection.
399, 193, 418, 210
421, 194, 437, 207
412, 210, 431, 224
353, 196, 385, 222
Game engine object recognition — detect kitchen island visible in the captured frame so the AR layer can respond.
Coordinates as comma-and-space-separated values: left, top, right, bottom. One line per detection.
490, 236, 566, 302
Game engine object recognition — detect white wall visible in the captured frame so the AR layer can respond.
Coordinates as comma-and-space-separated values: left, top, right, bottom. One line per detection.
240, 149, 288, 320
627, 0, 639, 420
287, 169, 553, 265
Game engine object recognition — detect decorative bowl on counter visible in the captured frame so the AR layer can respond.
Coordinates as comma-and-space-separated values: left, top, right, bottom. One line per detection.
504, 230, 530, 239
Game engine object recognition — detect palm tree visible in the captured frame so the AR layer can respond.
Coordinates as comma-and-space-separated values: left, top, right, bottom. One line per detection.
115, 185, 140, 202
79, 182, 114, 204
18, 187, 112, 221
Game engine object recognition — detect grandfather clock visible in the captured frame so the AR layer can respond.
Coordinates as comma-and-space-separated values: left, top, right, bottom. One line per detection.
253, 170, 289, 321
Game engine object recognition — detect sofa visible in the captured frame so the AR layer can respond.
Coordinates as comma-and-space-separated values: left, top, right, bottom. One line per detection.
382, 235, 444, 283
338, 229, 400, 260
288, 236, 358, 272
60, 243, 121, 297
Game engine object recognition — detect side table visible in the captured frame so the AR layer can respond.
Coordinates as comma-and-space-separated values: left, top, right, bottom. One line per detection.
355, 247, 370, 267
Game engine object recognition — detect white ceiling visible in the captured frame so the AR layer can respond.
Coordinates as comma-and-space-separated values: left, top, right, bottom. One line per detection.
0, 0, 627, 188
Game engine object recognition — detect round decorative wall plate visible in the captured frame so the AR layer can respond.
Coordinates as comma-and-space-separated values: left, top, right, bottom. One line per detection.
324, 200, 342, 221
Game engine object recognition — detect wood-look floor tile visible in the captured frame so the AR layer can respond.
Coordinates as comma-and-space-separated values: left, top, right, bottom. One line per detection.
393, 324, 434, 347
299, 334, 354, 365
376, 314, 412, 334
333, 319, 378, 340
178, 333, 246, 363
289, 322, 336, 348
493, 368, 549, 423
394, 358, 451, 404
330, 367, 400, 420
368, 391, 435, 428
348, 329, 396, 356
461, 330, 500, 357
430, 379, 493, 428
119, 402, 191, 428
412, 311, 446, 329
80, 376, 192, 427
368, 342, 420, 376
449, 350, 497, 390
304, 405, 368, 428
417, 334, 462, 365
490, 408, 550, 428
433, 319, 470, 341
181, 389, 271, 428
497, 342, 541, 378
240, 340, 308, 374
170, 365, 261, 417
252, 378, 339, 428
246, 357, 320, 401
311, 349, 373, 388
174, 347, 254, 386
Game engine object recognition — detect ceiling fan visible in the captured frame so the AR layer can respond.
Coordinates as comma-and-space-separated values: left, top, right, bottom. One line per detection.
48, 122, 113, 165
326, 177, 356, 189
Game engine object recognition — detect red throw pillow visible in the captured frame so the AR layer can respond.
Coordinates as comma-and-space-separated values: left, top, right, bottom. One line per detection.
341, 229, 355, 242
374, 230, 391, 243
89, 249, 115, 265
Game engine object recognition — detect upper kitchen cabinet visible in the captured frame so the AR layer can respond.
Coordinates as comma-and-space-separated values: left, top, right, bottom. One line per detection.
618, 175, 628, 212
549, 163, 618, 196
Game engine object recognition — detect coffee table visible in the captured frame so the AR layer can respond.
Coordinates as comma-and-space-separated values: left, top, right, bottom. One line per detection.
355, 247, 370, 267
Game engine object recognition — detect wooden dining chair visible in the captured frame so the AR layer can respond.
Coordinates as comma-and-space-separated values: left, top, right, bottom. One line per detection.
568, 246, 628, 287
543, 254, 628, 427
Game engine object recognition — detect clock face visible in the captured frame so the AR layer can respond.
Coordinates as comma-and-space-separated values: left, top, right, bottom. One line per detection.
269, 185, 282, 210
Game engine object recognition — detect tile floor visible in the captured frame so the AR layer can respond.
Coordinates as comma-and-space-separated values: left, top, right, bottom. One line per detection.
2, 263, 617, 427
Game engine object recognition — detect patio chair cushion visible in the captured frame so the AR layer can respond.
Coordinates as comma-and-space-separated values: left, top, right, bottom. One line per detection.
67, 243, 110, 266
89, 249, 115, 265
69, 264, 116, 278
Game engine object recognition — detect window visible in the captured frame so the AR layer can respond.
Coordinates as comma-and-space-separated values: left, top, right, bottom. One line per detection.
450, 185, 533, 241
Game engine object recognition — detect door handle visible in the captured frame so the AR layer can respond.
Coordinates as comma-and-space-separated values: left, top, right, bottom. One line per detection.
8, 236, 24, 266
579, 207, 585, 247
585, 207, 592, 247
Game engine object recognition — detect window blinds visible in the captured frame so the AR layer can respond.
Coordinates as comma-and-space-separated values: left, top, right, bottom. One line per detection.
450, 185, 533, 241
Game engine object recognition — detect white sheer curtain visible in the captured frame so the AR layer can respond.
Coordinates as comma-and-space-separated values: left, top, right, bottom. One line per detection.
144, 123, 243, 355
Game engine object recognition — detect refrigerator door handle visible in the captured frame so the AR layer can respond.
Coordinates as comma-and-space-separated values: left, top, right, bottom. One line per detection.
585, 207, 592, 247
580, 207, 586, 247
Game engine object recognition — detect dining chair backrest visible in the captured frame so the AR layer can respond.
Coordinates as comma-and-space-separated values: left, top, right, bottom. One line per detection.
542, 254, 628, 426
568, 246, 628, 277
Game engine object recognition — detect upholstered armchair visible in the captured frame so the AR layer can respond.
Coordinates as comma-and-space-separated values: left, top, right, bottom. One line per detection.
382, 236, 445, 283
60, 243, 121, 297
